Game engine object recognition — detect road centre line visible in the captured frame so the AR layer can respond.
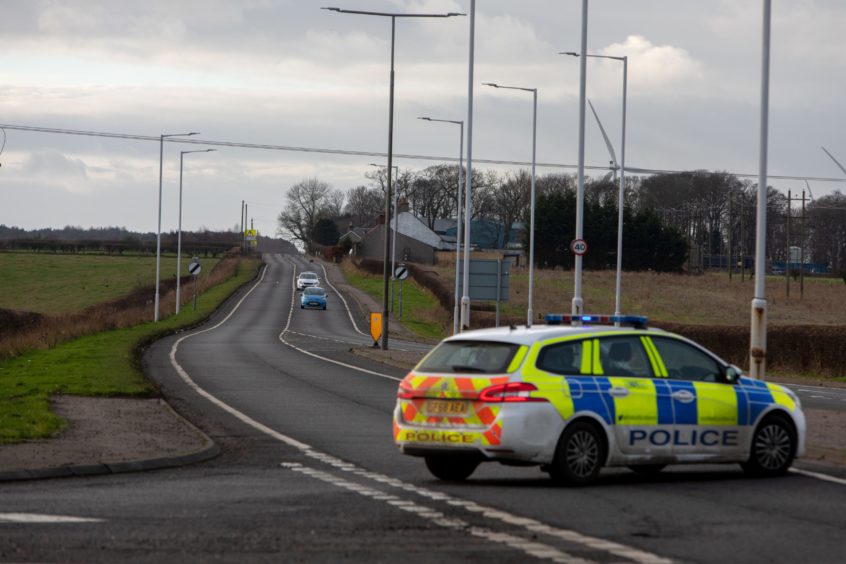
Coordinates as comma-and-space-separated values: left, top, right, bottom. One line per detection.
169, 256, 673, 564
0, 513, 103, 524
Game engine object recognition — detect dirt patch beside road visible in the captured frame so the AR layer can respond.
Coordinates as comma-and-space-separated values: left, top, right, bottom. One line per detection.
0, 396, 209, 473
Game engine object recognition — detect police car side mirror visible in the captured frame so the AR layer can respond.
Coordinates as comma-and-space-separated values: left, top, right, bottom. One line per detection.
724, 365, 742, 384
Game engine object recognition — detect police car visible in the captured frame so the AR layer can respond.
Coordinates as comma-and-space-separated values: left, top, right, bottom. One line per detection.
393, 314, 805, 485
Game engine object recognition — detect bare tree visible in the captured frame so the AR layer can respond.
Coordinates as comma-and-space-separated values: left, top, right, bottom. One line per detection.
277, 178, 341, 251
344, 185, 384, 226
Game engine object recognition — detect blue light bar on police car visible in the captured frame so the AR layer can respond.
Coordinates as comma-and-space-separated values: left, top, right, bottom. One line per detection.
545, 314, 648, 328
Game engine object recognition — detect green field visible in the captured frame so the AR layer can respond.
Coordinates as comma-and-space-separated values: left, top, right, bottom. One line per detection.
0, 253, 220, 314
341, 265, 447, 341
0, 257, 261, 443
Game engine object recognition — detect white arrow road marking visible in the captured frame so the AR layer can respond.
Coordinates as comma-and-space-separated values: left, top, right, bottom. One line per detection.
0, 513, 103, 523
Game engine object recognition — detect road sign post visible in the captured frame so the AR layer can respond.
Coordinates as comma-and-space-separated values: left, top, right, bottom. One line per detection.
394, 264, 409, 321
570, 239, 588, 256
188, 257, 201, 311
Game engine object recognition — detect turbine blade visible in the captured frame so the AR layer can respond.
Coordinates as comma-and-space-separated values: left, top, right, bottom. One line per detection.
588, 99, 618, 167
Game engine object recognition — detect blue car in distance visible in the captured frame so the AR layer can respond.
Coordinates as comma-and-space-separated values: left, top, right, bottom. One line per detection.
301, 287, 327, 310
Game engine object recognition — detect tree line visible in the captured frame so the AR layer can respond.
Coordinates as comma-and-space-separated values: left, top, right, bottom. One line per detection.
277, 167, 846, 274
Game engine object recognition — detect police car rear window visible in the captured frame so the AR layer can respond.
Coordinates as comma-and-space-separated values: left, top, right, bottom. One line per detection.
416, 341, 520, 374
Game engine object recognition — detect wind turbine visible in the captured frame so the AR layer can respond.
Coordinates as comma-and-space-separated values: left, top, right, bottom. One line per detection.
821, 145, 846, 177
588, 99, 619, 182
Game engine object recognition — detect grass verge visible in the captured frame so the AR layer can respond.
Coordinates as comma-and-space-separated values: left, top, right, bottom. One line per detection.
0, 257, 262, 444
340, 262, 447, 341
0, 252, 220, 315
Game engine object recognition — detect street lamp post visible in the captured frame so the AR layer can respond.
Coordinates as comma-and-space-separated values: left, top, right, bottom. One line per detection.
370, 163, 399, 311
155, 131, 199, 322
572, 0, 589, 319
176, 149, 215, 314
482, 83, 538, 327
418, 117, 464, 334
563, 51, 628, 322
322, 6, 464, 350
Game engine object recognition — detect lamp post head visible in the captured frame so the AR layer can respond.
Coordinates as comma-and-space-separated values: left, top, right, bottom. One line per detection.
561, 51, 579, 57
321, 7, 341, 12
482, 82, 500, 88
418, 116, 432, 121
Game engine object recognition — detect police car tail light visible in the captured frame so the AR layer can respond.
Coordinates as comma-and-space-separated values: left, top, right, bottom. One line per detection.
479, 382, 547, 403
397, 378, 415, 400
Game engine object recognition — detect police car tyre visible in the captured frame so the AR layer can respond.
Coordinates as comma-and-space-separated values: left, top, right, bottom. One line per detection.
741, 413, 797, 477
627, 464, 667, 475
424, 456, 479, 482
549, 421, 606, 486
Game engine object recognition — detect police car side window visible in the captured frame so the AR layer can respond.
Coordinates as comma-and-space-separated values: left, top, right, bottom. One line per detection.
537, 341, 583, 375
597, 336, 652, 378
651, 338, 722, 382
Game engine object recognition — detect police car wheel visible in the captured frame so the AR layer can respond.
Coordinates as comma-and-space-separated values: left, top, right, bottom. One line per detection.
549, 421, 605, 486
741, 414, 796, 477
424, 456, 479, 481
627, 464, 667, 475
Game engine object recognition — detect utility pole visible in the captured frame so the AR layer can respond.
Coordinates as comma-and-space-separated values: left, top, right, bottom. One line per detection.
241, 200, 245, 250
800, 190, 806, 299
785, 189, 791, 299
244, 203, 248, 250
728, 190, 733, 280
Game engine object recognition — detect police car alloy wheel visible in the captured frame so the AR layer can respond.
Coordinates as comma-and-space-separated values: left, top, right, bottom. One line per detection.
424, 455, 480, 481
549, 421, 606, 486
741, 414, 797, 477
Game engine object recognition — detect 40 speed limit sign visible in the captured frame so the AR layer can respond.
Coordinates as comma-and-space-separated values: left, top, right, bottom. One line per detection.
570, 239, 588, 256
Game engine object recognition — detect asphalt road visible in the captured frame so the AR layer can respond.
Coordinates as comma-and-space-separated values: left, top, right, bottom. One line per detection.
1, 252, 844, 563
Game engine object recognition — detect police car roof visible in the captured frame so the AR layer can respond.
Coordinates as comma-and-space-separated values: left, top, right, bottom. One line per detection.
442, 323, 668, 346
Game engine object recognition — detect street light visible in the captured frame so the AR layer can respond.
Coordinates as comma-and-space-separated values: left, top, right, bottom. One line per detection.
482, 83, 538, 327
322, 6, 465, 350
562, 51, 628, 322
419, 116, 464, 334
572, 0, 589, 319
176, 149, 216, 314
369, 163, 399, 311
155, 131, 199, 322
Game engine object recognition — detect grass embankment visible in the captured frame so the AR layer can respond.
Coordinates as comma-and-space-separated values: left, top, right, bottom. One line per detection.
0, 256, 261, 444
0, 253, 219, 314
340, 261, 447, 341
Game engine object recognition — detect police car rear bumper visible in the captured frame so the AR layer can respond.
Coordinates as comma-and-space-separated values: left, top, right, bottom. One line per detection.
394, 402, 562, 464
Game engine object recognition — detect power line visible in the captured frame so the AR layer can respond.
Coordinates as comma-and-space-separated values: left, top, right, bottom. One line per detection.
1, 122, 845, 184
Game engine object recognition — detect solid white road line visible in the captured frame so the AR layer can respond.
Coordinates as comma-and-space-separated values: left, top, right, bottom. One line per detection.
317, 261, 367, 337
790, 468, 846, 486
0, 513, 103, 524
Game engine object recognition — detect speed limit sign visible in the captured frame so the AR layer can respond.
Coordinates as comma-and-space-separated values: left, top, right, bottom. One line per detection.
570, 239, 588, 256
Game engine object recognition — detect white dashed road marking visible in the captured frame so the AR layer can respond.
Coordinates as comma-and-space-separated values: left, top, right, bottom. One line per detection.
0, 513, 103, 524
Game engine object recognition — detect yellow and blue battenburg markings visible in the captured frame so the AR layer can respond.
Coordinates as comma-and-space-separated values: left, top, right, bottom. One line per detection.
557, 376, 789, 427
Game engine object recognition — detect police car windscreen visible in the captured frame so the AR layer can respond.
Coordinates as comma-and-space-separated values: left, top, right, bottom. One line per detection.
416, 341, 520, 374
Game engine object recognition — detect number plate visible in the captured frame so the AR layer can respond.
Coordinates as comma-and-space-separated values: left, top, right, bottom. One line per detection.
425, 400, 469, 416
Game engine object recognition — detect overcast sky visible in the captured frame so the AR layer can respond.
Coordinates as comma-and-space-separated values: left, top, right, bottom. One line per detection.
2, 0, 845, 234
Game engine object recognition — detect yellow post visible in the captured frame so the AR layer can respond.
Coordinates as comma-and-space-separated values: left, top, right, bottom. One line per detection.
369, 312, 383, 348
